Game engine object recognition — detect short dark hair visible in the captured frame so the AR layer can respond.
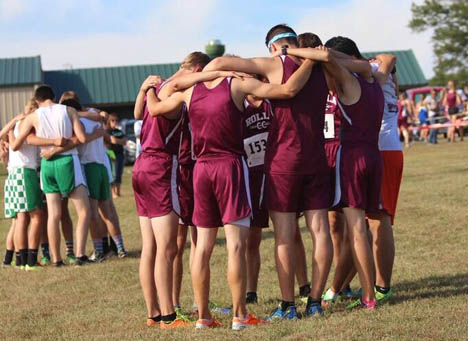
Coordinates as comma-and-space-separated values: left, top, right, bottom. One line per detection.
298, 32, 323, 48
265, 24, 298, 48
325, 36, 364, 59
61, 99, 82, 111
34, 85, 55, 102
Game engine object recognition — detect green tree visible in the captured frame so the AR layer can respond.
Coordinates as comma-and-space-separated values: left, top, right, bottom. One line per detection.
409, 0, 468, 86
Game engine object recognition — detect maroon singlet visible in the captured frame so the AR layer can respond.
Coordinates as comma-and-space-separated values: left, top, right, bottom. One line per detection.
265, 56, 329, 175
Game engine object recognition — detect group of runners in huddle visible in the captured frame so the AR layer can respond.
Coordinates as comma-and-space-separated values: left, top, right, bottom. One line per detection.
132, 24, 404, 330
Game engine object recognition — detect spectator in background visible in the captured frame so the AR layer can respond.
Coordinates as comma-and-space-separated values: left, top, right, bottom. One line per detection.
443, 80, 463, 142
418, 94, 429, 142
107, 113, 126, 198
424, 89, 441, 144
397, 92, 414, 148
134, 120, 143, 159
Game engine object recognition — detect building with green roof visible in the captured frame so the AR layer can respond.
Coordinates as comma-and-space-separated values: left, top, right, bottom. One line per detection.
0, 49, 427, 126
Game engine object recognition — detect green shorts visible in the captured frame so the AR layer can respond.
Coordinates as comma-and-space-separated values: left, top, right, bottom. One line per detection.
83, 162, 110, 201
41, 154, 86, 196
4, 167, 44, 218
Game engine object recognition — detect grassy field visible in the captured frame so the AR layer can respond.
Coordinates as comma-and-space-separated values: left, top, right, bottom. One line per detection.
1, 141, 467, 340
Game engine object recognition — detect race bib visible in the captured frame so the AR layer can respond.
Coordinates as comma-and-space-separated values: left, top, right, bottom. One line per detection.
323, 114, 335, 139
244, 132, 268, 167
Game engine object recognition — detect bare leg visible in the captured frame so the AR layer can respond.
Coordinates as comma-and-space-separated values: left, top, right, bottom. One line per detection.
60, 198, 73, 242
102, 196, 122, 237
225, 224, 249, 318
98, 200, 119, 237
294, 222, 309, 288
45, 193, 63, 263
139, 217, 160, 318
151, 211, 179, 316
14, 212, 30, 251
246, 227, 262, 294
368, 213, 395, 288
189, 226, 197, 272
305, 209, 333, 300
191, 226, 218, 320
270, 210, 297, 302
28, 209, 44, 250
69, 186, 91, 258
329, 211, 346, 267
173, 224, 188, 307
6, 219, 15, 251
402, 127, 410, 147
342, 207, 375, 301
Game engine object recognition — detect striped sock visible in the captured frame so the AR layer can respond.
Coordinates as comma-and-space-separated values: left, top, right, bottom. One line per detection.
65, 240, 74, 256
92, 239, 103, 254
111, 234, 124, 251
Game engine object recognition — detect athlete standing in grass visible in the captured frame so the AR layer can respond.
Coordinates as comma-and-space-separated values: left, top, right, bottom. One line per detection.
204, 24, 334, 319
147, 57, 315, 329
11, 85, 91, 267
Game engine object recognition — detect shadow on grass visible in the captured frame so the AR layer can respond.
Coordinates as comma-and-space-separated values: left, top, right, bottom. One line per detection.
391, 272, 468, 304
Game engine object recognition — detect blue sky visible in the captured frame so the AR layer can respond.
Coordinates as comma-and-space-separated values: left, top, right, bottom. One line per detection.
0, 0, 434, 77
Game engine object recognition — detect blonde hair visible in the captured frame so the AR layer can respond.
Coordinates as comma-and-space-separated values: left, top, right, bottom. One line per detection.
24, 98, 38, 114
59, 91, 81, 104
180, 52, 211, 70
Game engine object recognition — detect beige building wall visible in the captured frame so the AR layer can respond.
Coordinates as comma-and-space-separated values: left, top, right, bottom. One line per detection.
0, 86, 35, 128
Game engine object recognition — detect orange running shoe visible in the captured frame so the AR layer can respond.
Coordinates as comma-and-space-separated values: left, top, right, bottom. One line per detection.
232, 314, 268, 331
146, 318, 160, 327
195, 318, 223, 329
160, 317, 191, 330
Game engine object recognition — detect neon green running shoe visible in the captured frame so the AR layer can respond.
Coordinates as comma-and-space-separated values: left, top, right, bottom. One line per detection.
322, 288, 339, 307
175, 306, 193, 322
375, 287, 393, 303
346, 298, 376, 310
25, 264, 42, 271
67, 254, 77, 265
40, 256, 51, 266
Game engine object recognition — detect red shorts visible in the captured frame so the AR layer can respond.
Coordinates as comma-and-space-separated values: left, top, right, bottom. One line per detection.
339, 145, 382, 212
380, 150, 403, 224
132, 153, 180, 218
179, 163, 195, 226
192, 157, 251, 228
265, 169, 332, 213
249, 170, 269, 228
397, 117, 408, 128
325, 141, 341, 208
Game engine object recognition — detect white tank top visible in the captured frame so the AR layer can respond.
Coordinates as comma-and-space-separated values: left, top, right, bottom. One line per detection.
370, 62, 402, 151
78, 118, 108, 165
36, 104, 77, 155
8, 121, 40, 170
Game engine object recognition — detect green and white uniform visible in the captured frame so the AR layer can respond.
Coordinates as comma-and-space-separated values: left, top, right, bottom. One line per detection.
78, 117, 111, 201
4, 122, 43, 218
36, 104, 87, 196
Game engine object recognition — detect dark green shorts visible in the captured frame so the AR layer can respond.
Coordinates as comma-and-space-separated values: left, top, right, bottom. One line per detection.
84, 162, 110, 201
41, 154, 86, 196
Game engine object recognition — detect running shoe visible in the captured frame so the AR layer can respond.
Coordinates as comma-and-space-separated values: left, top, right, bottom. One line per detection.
67, 253, 77, 265
375, 287, 393, 303
160, 317, 191, 330
117, 248, 128, 259
265, 304, 299, 322
146, 318, 160, 327
322, 288, 339, 307
89, 252, 105, 263
175, 306, 193, 323
40, 256, 51, 266
195, 318, 222, 329
25, 264, 42, 271
340, 286, 361, 299
305, 303, 323, 317
75, 256, 91, 266
232, 314, 267, 330
192, 301, 232, 314
346, 298, 376, 310
52, 260, 65, 267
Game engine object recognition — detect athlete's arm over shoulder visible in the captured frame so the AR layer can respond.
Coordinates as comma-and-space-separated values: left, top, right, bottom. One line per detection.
203, 56, 278, 79
67, 106, 87, 143
9, 115, 35, 151
373, 54, 396, 85
236, 59, 315, 100
168, 71, 243, 93
147, 88, 186, 118
134, 76, 163, 120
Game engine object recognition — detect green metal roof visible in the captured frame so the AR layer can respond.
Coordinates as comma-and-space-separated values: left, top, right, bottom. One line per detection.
44, 63, 181, 105
361, 49, 427, 88
0, 56, 42, 86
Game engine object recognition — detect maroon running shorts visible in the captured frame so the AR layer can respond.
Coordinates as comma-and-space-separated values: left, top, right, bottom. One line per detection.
339, 146, 382, 212
192, 157, 251, 228
132, 152, 180, 218
265, 169, 332, 213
